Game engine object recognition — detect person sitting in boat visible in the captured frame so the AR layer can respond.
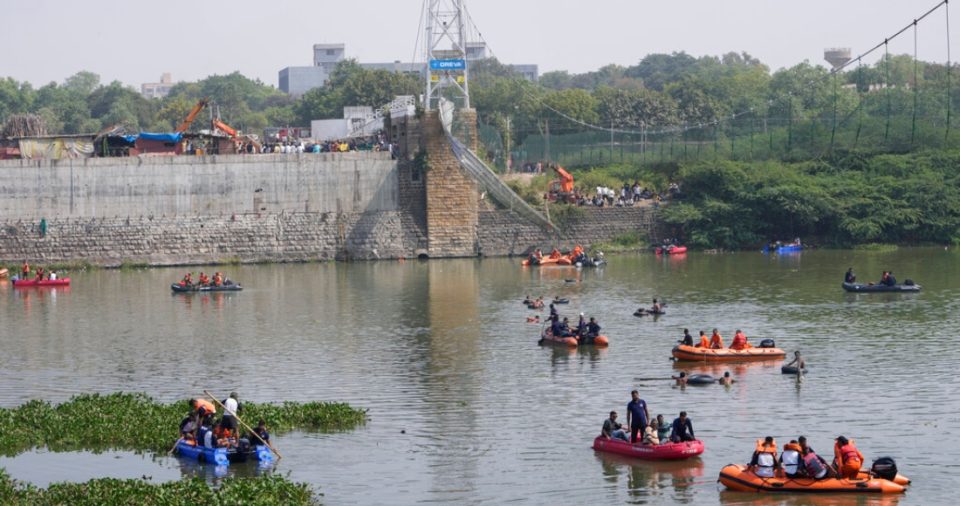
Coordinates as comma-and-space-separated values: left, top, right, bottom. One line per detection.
179, 413, 198, 443
709, 329, 724, 349
833, 436, 865, 479
844, 267, 856, 283
180, 273, 194, 287
198, 272, 210, 286
575, 313, 587, 336
656, 414, 671, 441
549, 248, 562, 260
749, 437, 779, 478
528, 248, 543, 265
253, 419, 270, 444
198, 415, 218, 448
670, 411, 695, 442
642, 420, 660, 445
672, 372, 688, 386
798, 436, 832, 479
884, 271, 897, 286
694, 330, 709, 348
729, 329, 751, 350
558, 317, 575, 337
785, 350, 805, 370
780, 440, 803, 478
879, 271, 890, 286
34, 266, 44, 281
601, 411, 629, 442
48, 270, 57, 281
680, 329, 694, 346
718, 371, 735, 386
582, 317, 601, 344
650, 298, 662, 314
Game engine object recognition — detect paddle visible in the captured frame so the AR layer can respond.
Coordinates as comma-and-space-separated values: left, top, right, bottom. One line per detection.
633, 377, 674, 381
204, 390, 283, 460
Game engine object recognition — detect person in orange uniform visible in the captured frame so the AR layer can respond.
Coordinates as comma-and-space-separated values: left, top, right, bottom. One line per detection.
697, 330, 710, 348
180, 273, 193, 287
709, 329, 724, 349
730, 329, 751, 350
213, 272, 223, 287
198, 272, 210, 286
834, 436, 864, 479
21, 261, 30, 279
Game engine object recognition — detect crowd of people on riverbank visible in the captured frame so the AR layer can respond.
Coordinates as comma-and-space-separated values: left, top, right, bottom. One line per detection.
601, 391, 695, 446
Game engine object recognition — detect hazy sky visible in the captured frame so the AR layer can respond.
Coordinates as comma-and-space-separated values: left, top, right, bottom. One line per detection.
2, 0, 953, 89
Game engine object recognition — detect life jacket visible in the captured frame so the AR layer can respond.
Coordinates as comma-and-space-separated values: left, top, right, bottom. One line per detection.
710, 333, 724, 349
781, 443, 802, 475
837, 442, 862, 464
698, 335, 710, 348
195, 399, 216, 417
754, 439, 778, 477
803, 451, 828, 478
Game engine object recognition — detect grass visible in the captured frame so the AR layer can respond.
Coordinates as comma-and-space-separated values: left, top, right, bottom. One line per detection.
0, 392, 367, 457
591, 231, 647, 254
0, 470, 319, 506
852, 243, 899, 252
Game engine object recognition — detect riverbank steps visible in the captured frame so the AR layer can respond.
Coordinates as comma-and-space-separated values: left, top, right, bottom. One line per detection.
0, 392, 367, 456
0, 470, 318, 506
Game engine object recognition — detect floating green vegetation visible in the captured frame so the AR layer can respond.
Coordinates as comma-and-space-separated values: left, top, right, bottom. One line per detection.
118, 259, 150, 270
852, 243, 899, 252
0, 392, 367, 457
0, 470, 319, 506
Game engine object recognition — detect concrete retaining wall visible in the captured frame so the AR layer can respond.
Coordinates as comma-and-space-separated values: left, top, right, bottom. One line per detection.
0, 152, 398, 218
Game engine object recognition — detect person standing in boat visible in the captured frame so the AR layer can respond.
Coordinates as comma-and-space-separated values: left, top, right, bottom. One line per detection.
626, 390, 649, 443
844, 268, 856, 283
21, 260, 30, 280
221, 392, 242, 434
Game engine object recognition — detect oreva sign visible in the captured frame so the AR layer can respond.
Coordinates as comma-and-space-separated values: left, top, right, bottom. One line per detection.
429, 59, 466, 70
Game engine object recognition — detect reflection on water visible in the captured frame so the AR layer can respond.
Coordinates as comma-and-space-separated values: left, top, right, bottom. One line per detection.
0, 249, 958, 504
719, 490, 903, 506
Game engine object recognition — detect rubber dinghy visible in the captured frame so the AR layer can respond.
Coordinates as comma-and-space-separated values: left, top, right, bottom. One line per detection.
171, 282, 243, 293
592, 437, 704, 460
718, 464, 905, 494
842, 282, 920, 293
173, 439, 274, 465
12, 278, 71, 287
540, 329, 609, 347
672, 344, 786, 362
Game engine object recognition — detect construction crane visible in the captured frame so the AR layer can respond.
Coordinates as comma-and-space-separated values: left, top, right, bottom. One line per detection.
546, 164, 577, 203
175, 98, 209, 133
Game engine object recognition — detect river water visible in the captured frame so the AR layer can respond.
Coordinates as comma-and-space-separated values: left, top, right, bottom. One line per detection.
0, 248, 957, 505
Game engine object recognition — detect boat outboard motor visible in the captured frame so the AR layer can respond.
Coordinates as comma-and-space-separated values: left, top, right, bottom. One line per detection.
904, 279, 915, 286
871, 457, 898, 481
759, 338, 776, 349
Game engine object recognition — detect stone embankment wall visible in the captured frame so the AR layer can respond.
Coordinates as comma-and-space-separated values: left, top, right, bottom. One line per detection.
478, 206, 660, 257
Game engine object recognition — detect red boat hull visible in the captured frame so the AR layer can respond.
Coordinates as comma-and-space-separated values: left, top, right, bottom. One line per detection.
592, 436, 704, 460
12, 278, 71, 287
656, 246, 688, 255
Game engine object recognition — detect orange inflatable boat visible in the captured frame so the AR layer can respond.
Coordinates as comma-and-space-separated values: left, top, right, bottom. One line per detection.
672, 344, 786, 362
718, 464, 906, 494
540, 329, 609, 347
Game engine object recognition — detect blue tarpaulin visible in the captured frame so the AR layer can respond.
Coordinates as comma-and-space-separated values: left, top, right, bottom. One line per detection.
137, 132, 182, 143
123, 135, 138, 143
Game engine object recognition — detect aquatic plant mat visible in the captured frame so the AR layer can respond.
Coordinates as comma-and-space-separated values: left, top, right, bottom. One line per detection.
0, 392, 367, 504
0, 470, 318, 505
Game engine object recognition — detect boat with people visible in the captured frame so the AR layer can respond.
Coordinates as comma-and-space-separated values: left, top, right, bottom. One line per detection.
592, 436, 704, 460
540, 328, 609, 347
171, 281, 243, 293
655, 245, 687, 255
12, 278, 71, 287
842, 282, 920, 293
672, 344, 786, 362
718, 463, 906, 494
522, 245, 593, 267
173, 438, 273, 465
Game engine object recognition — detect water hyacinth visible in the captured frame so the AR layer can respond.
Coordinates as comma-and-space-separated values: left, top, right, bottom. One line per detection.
0, 469, 319, 505
0, 392, 367, 456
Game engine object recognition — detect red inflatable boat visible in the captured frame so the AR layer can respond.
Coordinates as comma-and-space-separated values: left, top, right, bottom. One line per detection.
12, 278, 71, 287
592, 436, 704, 460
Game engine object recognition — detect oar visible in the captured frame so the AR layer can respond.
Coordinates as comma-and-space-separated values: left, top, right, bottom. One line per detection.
204, 390, 283, 460
633, 377, 674, 381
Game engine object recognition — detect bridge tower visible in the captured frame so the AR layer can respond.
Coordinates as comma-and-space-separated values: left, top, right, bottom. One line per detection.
423, 0, 470, 110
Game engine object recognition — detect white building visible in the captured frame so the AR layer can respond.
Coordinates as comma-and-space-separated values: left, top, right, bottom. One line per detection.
141, 73, 176, 99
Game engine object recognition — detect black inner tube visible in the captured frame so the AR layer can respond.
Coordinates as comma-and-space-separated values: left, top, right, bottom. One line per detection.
781, 366, 807, 375
686, 374, 715, 385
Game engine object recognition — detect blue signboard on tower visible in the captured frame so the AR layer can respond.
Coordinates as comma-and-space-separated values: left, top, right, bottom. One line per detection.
430, 59, 466, 70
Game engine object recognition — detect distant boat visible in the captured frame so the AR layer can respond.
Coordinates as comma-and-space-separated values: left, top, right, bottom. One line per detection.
12, 278, 71, 287
842, 282, 920, 293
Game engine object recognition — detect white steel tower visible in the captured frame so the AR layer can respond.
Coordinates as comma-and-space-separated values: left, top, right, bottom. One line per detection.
423, 0, 470, 110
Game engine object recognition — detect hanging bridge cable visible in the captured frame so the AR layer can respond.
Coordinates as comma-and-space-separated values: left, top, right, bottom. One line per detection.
913, 20, 920, 146
855, 58, 865, 149
830, 69, 839, 151
411, 0, 427, 70
884, 40, 892, 142
946, 0, 953, 143
463, 3, 948, 143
